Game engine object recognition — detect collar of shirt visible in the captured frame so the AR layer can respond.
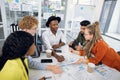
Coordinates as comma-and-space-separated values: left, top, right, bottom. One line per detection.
48, 28, 59, 37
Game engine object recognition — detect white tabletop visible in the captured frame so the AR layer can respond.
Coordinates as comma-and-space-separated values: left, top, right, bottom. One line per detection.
29, 45, 120, 80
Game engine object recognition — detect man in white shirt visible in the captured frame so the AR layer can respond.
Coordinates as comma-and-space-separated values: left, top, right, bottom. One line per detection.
42, 16, 65, 62
42, 28, 66, 50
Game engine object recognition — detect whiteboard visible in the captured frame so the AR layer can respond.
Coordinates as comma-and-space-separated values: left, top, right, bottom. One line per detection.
74, 5, 96, 22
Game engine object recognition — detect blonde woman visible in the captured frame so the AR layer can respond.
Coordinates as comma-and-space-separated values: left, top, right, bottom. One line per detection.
73, 21, 120, 72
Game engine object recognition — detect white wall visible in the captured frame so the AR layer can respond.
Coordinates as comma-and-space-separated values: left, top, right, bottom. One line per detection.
65, 0, 76, 29
93, 0, 104, 22
108, 0, 120, 33
65, 0, 104, 28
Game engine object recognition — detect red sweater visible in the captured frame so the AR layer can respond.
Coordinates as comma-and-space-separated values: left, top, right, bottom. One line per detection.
80, 39, 120, 71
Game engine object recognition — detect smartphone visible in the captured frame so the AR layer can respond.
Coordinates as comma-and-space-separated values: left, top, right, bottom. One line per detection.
41, 59, 53, 63
54, 49, 62, 53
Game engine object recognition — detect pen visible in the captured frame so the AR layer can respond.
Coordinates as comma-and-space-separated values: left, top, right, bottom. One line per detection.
39, 76, 52, 80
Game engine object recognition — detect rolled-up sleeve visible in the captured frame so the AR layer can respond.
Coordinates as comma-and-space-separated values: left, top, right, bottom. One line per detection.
80, 50, 84, 56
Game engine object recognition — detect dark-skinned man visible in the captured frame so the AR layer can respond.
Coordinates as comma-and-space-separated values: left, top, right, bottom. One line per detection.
42, 16, 65, 62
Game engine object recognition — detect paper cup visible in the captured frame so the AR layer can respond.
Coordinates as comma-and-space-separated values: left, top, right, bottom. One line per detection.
87, 63, 95, 73
46, 49, 52, 58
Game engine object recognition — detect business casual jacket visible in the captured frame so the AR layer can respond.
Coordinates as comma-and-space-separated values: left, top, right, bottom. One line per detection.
80, 39, 120, 71
0, 58, 28, 80
73, 32, 85, 46
71, 32, 85, 50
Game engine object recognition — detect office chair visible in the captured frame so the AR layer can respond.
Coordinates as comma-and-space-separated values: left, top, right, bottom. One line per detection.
31, 33, 43, 58
10, 23, 42, 58
10, 23, 19, 32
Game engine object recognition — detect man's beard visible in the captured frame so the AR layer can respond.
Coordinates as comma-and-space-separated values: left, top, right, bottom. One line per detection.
80, 31, 84, 35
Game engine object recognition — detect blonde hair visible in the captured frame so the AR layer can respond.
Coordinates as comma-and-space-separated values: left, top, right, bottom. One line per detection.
83, 21, 103, 58
18, 16, 38, 29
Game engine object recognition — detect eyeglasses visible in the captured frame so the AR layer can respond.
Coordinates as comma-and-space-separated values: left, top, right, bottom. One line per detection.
84, 34, 89, 36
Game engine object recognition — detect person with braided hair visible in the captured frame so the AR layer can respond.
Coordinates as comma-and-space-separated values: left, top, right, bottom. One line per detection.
0, 31, 35, 80
73, 21, 120, 72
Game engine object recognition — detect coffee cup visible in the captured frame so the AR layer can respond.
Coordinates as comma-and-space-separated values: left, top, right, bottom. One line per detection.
87, 62, 95, 73
46, 49, 52, 58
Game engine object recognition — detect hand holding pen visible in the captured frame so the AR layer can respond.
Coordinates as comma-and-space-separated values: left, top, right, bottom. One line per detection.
39, 76, 52, 80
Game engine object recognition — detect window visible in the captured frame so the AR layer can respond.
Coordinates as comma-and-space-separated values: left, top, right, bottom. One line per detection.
0, 8, 2, 22
41, 0, 66, 28
100, 0, 117, 33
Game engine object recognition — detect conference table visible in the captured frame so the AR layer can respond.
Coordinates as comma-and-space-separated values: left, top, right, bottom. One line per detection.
29, 45, 120, 80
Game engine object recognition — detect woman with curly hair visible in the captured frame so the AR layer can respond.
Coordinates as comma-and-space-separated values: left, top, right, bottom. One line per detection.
18, 16, 63, 74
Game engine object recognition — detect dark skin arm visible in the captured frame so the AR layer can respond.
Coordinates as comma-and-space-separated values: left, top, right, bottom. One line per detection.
52, 42, 65, 49
52, 50, 65, 62
39, 77, 45, 80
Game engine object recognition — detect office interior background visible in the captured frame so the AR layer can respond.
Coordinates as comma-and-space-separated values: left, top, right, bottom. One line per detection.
0, 0, 120, 52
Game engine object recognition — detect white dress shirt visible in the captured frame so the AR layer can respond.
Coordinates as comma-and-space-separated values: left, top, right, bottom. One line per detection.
42, 29, 66, 49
